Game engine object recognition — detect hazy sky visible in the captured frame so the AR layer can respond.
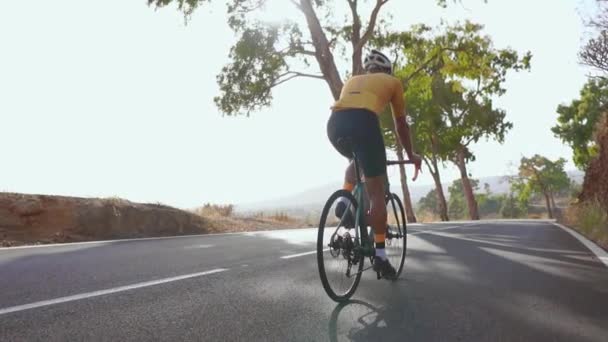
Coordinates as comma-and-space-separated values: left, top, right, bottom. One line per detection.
0, 0, 597, 208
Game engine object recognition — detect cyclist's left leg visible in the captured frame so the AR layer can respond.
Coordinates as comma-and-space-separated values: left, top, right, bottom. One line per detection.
335, 161, 356, 227
327, 110, 358, 227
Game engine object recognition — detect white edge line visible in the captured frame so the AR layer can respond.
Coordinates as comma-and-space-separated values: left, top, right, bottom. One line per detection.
410, 223, 480, 235
281, 248, 331, 259
0, 219, 543, 251
0, 268, 228, 316
553, 223, 608, 268
0, 227, 320, 251
0, 224, 436, 251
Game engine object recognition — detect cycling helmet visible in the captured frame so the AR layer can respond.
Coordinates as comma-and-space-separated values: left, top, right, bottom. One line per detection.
364, 49, 392, 74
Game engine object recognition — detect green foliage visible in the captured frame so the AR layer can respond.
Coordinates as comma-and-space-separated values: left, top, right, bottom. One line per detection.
445, 178, 513, 218
477, 193, 504, 217
513, 155, 570, 216
447, 178, 479, 219
213, 23, 298, 115
378, 21, 530, 167
417, 188, 440, 216
149, 1, 490, 116
148, 0, 210, 17
508, 176, 531, 208
499, 194, 526, 218
519, 155, 570, 195
552, 78, 608, 170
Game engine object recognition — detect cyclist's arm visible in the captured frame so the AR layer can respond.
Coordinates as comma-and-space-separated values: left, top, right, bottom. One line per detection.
395, 115, 415, 158
391, 81, 415, 159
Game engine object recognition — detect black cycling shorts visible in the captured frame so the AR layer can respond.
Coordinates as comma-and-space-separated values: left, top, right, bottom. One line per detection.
327, 108, 387, 178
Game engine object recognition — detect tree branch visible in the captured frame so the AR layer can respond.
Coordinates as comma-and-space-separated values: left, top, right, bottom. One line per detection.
347, 0, 362, 45
272, 71, 325, 88
347, 0, 364, 74
355, 0, 389, 52
278, 46, 317, 57
290, 0, 303, 12
403, 47, 466, 85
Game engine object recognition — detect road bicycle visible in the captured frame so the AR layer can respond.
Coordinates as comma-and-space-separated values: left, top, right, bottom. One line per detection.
317, 139, 415, 302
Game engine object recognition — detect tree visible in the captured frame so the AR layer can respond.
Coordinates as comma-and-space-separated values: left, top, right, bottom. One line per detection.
517, 155, 570, 219
381, 21, 530, 221
447, 178, 479, 220
417, 188, 440, 217
379, 108, 417, 222
552, 78, 608, 170
580, 1, 608, 74
148, 0, 464, 115
505, 174, 530, 217
148, 0, 485, 223
477, 193, 505, 217
404, 73, 451, 221
499, 193, 525, 218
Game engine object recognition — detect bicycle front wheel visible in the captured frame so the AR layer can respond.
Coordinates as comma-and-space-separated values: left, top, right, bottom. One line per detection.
317, 190, 364, 302
386, 193, 407, 278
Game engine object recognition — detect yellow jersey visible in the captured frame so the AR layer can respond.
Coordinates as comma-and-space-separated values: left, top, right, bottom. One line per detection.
332, 73, 405, 118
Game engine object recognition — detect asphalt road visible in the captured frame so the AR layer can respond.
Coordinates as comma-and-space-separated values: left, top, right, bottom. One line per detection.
1, 220, 607, 341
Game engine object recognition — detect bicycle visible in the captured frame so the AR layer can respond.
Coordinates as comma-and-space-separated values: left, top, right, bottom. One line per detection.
317, 139, 416, 302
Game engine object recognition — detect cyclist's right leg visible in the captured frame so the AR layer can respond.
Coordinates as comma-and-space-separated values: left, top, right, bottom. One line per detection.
341, 110, 395, 279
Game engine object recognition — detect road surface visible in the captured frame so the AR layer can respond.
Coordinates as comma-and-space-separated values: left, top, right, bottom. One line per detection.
1, 220, 607, 341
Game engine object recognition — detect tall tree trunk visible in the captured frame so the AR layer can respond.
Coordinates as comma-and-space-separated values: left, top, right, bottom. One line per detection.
544, 192, 554, 219
395, 145, 417, 223
550, 192, 558, 218
454, 147, 480, 220
428, 134, 449, 221
550, 192, 557, 212
300, 0, 344, 99
426, 158, 449, 222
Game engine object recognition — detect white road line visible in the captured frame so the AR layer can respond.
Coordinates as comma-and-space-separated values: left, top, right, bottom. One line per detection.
281, 250, 319, 259
0, 220, 537, 251
0, 225, 438, 251
0, 268, 228, 316
280, 225, 480, 259
410, 224, 478, 235
183, 244, 214, 249
553, 223, 608, 268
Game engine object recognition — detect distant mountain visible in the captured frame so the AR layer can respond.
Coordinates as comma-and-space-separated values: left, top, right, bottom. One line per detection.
235, 170, 584, 216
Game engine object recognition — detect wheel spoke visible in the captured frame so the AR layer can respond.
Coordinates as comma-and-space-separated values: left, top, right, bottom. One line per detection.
317, 190, 364, 301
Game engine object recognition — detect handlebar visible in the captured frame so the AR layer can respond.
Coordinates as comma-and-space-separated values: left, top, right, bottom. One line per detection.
386, 159, 421, 181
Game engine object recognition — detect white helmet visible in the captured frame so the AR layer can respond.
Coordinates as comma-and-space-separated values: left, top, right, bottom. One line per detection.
364, 49, 392, 74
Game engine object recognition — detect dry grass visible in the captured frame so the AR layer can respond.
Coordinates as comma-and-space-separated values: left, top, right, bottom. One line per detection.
189, 204, 312, 232
102, 196, 132, 206
562, 201, 608, 250
193, 203, 234, 217
416, 210, 441, 223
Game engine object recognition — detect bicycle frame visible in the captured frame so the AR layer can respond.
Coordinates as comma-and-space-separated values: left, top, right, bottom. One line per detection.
342, 153, 413, 258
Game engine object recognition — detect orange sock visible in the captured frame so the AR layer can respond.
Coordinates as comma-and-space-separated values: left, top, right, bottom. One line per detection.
343, 181, 354, 192
374, 233, 385, 244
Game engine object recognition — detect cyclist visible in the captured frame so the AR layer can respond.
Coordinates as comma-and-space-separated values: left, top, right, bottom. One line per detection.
327, 49, 422, 279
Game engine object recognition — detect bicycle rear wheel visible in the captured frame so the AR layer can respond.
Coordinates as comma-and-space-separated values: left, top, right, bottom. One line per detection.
317, 190, 364, 302
385, 193, 407, 278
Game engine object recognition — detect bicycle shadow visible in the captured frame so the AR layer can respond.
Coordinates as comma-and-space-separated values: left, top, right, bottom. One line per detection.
328, 299, 408, 342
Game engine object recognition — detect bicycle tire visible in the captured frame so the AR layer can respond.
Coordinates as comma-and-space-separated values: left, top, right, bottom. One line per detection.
386, 193, 407, 278
317, 189, 364, 302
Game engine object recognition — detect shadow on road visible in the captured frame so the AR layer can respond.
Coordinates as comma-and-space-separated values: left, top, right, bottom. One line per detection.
328, 299, 407, 342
